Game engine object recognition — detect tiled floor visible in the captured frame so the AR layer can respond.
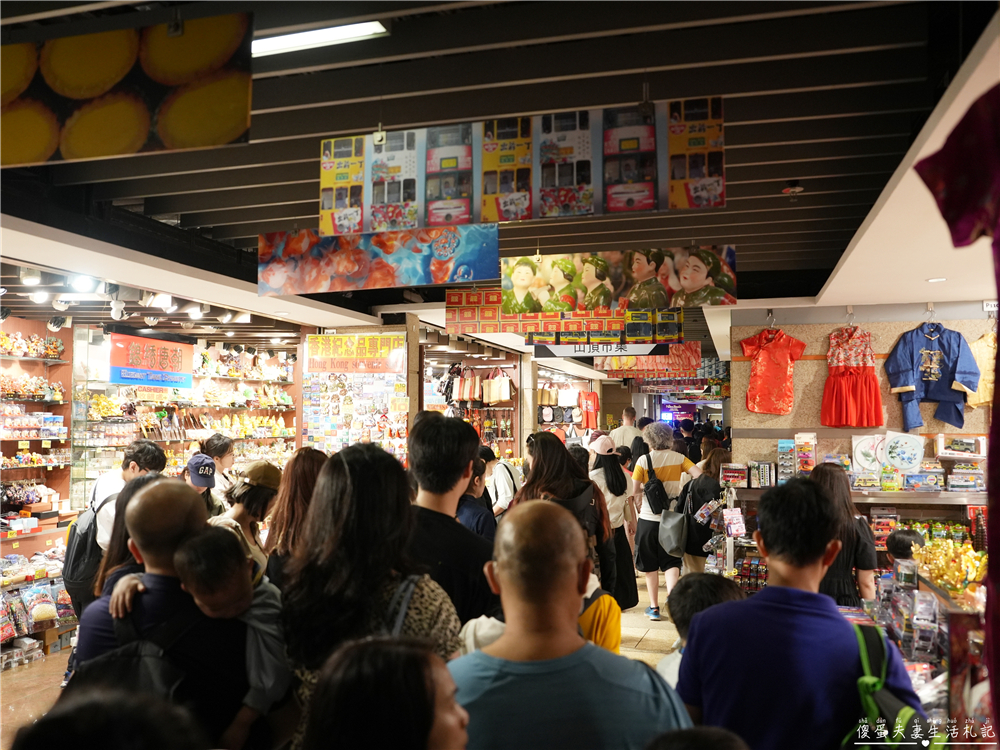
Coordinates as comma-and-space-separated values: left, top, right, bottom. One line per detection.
1, 651, 69, 750
0, 573, 679, 746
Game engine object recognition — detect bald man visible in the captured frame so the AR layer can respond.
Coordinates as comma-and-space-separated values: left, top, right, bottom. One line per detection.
74, 480, 262, 748
448, 502, 691, 750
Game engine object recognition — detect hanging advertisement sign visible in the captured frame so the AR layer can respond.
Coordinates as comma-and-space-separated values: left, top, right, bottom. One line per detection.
259, 224, 500, 296
537, 110, 596, 218
305, 334, 406, 374
667, 97, 726, 209
481, 117, 533, 222
534, 343, 672, 358
425, 123, 474, 226
370, 129, 421, 232
319, 135, 366, 236
594, 342, 703, 376
1, 13, 252, 166
109, 334, 193, 388
603, 106, 658, 213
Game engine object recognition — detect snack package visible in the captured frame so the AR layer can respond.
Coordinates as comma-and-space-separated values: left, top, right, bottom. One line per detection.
0, 597, 15, 642
22, 585, 57, 630
50, 581, 76, 624
5, 593, 29, 637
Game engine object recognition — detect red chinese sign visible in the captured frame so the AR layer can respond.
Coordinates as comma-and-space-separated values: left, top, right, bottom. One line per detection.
109, 334, 194, 388
306, 334, 406, 374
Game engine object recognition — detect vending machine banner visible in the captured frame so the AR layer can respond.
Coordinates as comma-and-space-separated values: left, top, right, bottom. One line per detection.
109, 334, 194, 388
305, 334, 406, 374
258, 224, 500, 296
1, 13, 252, 166
319, 135, 366, 236
667, 97, 726, 209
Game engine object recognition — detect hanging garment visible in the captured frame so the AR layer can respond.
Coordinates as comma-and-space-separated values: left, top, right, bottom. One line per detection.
579, 391, 600, 430
821, 326, 884, 427
968, 332, 996, 409
883, 323, 979, 432
740, 329, 806, 415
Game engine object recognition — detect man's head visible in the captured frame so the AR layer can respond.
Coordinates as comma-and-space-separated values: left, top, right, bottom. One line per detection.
755, 478, 842, 570
637, 416, 654, 430
621, 406, 636, 426
478, 446, 498, 478
409, 414, 480, 496
121, 440, 167, 481
175, 527, 253, 619
678, 249, 721, 293
666, 573, 745, 643
631, 249, 664, 281
486, 501, 589, 612
466, 457, 487, 499
886, 529, 926, 564
124, 479, 208, 573
679, 418, 695, 436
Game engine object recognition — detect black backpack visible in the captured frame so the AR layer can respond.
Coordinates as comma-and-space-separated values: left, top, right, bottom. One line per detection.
63, 492, 117, 617
62, 608, 201, 702
640, 454, 671, 514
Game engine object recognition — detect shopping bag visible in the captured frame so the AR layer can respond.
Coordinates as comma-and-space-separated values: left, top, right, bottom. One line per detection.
497, 371, 512, 401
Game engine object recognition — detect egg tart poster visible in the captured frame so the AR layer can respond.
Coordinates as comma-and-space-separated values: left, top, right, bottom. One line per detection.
499, 246, 736, 313
1, 13, 252, 166
258, 225, 500, 296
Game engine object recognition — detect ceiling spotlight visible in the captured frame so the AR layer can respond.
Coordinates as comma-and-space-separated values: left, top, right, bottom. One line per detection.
139, 291, 154, 307
71, 275, 96, 292
216, 311, 233, 324
225, 331, 234, 337
222, 343, 233, 352
30, 291, 50, 304
246, 346, 257, 355
266, 349, 276, 358
19, 267, 41, 286
47, 316, 70, 332
109, 300, 126, 320
288, 353, 298, 363
234, 312, 251, 324
52, 299, 71, 311
270, 337, 283, 345
180, 321, 195, 330
152, 293, 173, 310
144, 316, 159, 326
0, 307, 9, 322
0, 288, 6, 296
183, 302, 203, 319
926, 278, 947, 283
233, 345, 244, 354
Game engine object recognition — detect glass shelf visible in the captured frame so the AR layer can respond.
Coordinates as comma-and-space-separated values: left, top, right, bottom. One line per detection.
0, 356, 69, 365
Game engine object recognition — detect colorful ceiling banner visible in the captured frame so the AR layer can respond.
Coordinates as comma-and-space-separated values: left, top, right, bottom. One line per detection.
305, 334, 406, 374
481, 117, 533, 222
370, 129, 420, 232
1, 13, 252, 166
499, 247, 735, 312
109, 333, 193, 388
594, 342, 703, 376
259, 225, 500, 296
667, 97, 726, 209
602, 106, 658, 213
538, 110, 596, 217
320, 135, 366, 235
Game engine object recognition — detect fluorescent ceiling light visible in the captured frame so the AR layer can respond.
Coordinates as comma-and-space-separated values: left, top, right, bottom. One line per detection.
252, 21, 388, 57
270, 338, 283, 345
71, 275, 96, 292
184, 303, 203, 320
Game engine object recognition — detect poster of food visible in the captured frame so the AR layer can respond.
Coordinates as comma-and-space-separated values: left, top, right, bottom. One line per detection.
258, 224, 500, 296
499, 246, 735, 312
1, 13, 252, 166
319, 135, 366, 236
667, 97, 726, 209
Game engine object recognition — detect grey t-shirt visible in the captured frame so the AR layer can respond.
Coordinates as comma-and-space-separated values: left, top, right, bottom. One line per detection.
449, 643, 691, 750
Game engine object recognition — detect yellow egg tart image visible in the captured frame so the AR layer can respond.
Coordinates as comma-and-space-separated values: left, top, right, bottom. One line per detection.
60, 91, 150, 160
1, 43, 38, 107
1, 99, 59, 165
40, 28, 139, 100
141, 13, 248, 86
156, 69, 250, 150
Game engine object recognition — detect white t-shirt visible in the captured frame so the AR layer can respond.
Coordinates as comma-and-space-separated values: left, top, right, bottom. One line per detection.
91, 471, 127, 551
609, 424, 643, 448
590, 468, 628, 529
489, 460, 521, 512
631, 450, 696, 522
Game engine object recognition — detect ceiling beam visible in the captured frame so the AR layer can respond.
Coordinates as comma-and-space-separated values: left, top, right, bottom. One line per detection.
144, 183, 319, 216
180, 202, 319, 229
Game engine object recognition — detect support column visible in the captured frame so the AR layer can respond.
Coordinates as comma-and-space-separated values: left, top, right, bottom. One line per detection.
520, 351, 537, 453
405, 313, 421, 426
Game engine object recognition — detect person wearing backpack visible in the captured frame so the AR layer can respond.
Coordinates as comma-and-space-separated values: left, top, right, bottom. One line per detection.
630, 422, 702, 621
64, 439, 166, 617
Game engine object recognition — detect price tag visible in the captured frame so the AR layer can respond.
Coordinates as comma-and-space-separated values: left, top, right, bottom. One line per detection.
12, 543, 18, 549
41, 440, 51, 448
6, 531, 16, 539
47, 466, 52, 471
394, 383, 407, 393
45, 539, 53, 546
18, 441, 29, 449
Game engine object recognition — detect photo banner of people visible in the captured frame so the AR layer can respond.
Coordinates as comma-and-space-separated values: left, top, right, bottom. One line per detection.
258, 224, 500, 296
499, 246, 735, 313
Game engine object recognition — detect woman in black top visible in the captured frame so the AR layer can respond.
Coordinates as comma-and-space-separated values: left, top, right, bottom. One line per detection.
680, 449, 730, 574
809, 463, 877, 606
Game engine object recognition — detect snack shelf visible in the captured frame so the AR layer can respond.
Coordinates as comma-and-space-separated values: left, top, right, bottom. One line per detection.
0, 357, 69, 365
735, 488, 986, 505
193, 375, 291, 384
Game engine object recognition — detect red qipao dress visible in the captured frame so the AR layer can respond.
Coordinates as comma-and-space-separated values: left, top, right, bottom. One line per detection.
821, 326, 884, 427
740, 329, 806, 415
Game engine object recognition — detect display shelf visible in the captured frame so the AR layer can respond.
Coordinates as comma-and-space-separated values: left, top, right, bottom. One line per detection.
1, 400, 66, 405
735, 487, 986, 506
0, 356, 69, 365
193, 374, 291, 385
0, 439, 68, 443
1, 527, 66, 542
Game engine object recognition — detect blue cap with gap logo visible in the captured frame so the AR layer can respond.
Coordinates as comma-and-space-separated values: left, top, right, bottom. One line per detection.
187, 453, 216, 489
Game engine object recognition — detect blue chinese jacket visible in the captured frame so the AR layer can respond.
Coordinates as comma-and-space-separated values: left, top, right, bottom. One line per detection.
884, 323, 979, 431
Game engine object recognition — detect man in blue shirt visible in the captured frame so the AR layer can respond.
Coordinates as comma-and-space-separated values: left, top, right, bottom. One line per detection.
676, 479, 924, 749
449, 501, 691, 750
456, 457, 496, 542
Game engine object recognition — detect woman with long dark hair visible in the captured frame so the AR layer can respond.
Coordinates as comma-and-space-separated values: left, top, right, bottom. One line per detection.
199, 433, 236, 495
589, 436, 638, 611
264, 447, 327, 590
627, 434, 649, 473
282, 444, 461, 749
92, 472, 165, 596
511, 431, 616, 595
808, 463, 877, 606
302, 637, 468, 750
679, 448, 730, 574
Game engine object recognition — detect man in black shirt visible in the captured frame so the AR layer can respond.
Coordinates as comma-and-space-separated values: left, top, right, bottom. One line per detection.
75, 480, 260, 747
679, 418, 701, 464
408, 412, 501, 623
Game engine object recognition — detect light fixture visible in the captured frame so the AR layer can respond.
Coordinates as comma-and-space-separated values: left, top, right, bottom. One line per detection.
233, 345, 244, 354
270, 337, 283, 345
246, 346, 257, 355
144, 316, 159, 326
165, 304, 178, 314
266, 349, 276, 358
183, 302, 203, 319
139, 328, 154, 333
109, 300, 126, 320
71, 275, 96, 292
52, 298, 71, 311
252, 20, 388, 57
225, 331, 234, 337
30, 291, 50, 304
234, 312, 251, 324
139, 291, 155, 307
927, 278, 947, 283
0, 307, 9, 322
152, 293, 173, 310
46, 316, 70, 332
180, 321, 195, 330
19, 267, 41, 286
216, 311, 233, 324
273, 311, 289, 317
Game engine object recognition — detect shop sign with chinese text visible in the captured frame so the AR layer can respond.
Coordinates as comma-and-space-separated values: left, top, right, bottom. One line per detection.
306, 334, 406, 374
109, 334, 193, 388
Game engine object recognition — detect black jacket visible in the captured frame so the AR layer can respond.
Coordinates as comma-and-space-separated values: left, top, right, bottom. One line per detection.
681, 475, 721, 556
545, 480, 617, 596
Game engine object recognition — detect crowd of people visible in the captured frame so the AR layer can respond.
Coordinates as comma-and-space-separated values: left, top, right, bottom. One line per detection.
12, 409, 926, 750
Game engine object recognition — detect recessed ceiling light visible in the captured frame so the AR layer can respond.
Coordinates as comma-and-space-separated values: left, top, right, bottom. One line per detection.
19, 267, 41, 286
273, 311, 289, 317
71, 275, 96, 292
226, 331, 235, 337
152, 293, 172, 310
252, 21, 388, 57
927, 278, 947, 283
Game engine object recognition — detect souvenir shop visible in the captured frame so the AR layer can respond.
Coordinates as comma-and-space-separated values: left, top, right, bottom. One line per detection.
535, 365, 603, 443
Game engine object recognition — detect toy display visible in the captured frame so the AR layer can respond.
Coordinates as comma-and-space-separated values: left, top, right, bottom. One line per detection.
0, 332, 65, 360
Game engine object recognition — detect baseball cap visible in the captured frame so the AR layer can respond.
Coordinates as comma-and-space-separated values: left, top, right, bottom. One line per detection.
241, 461, 282, 490
187, 454, 216, 489
590, 435, 616, 456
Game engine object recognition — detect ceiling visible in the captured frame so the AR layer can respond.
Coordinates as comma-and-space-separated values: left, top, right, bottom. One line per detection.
1, 0, 995, 316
